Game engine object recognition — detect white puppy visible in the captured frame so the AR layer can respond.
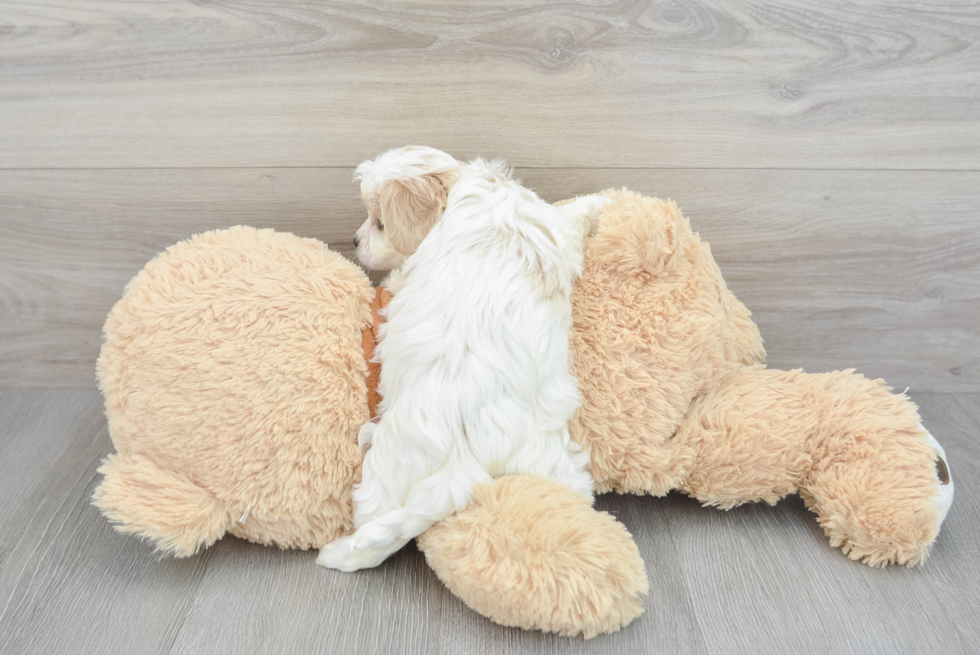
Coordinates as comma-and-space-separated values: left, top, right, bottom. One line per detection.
318, 146, 608, 571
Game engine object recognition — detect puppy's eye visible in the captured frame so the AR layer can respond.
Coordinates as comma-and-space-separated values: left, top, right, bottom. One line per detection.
376, 219, 384, 231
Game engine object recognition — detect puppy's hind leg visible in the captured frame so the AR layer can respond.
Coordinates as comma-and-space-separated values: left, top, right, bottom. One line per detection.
318, 456, 489, 572
317, 482, 458, 572
316, 522, 411, 572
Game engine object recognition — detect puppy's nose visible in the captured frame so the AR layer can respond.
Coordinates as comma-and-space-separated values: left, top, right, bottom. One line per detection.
353, 235, 361, 248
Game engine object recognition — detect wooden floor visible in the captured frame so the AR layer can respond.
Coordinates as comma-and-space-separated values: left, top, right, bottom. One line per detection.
0, 389, 976, 654
2, 1, 979, 653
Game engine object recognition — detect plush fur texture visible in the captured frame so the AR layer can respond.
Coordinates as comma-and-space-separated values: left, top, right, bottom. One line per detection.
568, 189, 766, 495
319, 148, 608, 571
417, 475, 648, 639
93, 187, 954, 639
421, 190, 952, 621
562, 188, 953, 565
94, 226, 372, 555
676, 367, 944, 566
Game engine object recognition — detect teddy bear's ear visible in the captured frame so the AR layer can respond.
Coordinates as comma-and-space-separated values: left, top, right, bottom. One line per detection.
92, 453, 234, 557
589, 188, 685, 277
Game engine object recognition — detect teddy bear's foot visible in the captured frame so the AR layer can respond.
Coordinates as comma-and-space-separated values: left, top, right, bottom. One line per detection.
922, 425, 954, 533
418, 475, 647, 639
801, 422, 954, 568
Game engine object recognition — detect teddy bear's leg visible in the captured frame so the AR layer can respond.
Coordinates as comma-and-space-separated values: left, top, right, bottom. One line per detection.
417, 475, 648, 639
675, 366, 953, 566
92, 452, 235, 557
801, 411, 954, 567
799, 372, 953, 567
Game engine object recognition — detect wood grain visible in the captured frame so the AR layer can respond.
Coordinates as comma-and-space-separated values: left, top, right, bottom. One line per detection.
1, 1, 978, 169
1, 389, 977, 654
0, 389, 213, 655
2, 167, 977, 391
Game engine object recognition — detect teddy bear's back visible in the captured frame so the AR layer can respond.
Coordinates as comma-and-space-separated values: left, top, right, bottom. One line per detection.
95, 226, 374, 554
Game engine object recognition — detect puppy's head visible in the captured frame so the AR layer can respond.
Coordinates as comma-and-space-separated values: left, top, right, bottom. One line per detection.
353, 146, 460, 270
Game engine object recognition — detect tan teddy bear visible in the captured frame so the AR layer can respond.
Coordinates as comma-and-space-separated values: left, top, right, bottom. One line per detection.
93, 189, 953, 638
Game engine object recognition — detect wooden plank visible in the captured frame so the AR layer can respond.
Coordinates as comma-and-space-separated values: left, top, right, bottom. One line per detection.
1, 390, 977, 653
913, 393, 980, 650
0, 389, 212, 655
165, 539, 432, 654
0, 389, 102, 525
1, 1, 978, 169
2, 167, 977, 391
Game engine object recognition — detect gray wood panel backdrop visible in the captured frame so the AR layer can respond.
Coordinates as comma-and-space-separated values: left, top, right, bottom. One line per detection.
1, 0, 978, 391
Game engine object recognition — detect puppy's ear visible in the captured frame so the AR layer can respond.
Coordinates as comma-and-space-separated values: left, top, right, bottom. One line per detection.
378, 170, 457, 255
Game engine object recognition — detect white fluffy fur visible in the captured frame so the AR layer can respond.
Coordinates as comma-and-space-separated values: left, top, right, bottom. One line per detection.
318, 147, 608, 571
